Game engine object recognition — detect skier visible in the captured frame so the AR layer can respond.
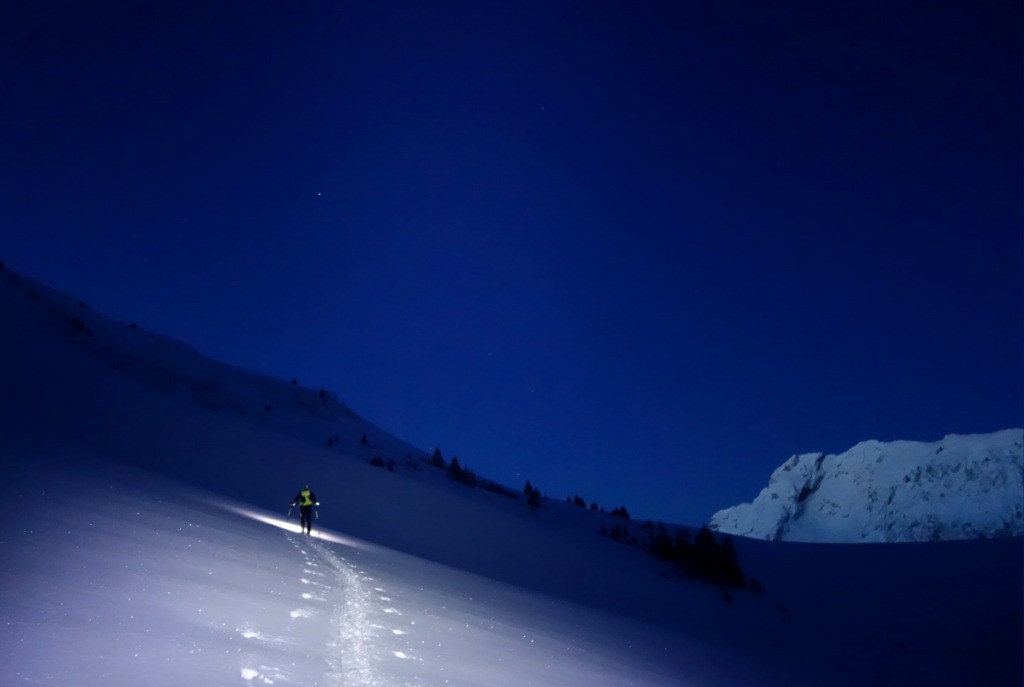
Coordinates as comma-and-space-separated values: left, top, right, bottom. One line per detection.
290, 484, 319, 535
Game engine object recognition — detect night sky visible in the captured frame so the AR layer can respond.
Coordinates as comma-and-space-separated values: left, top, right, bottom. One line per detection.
3, 2, 1021, 525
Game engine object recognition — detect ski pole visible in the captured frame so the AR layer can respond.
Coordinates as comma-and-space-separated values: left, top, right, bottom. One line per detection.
287, 507, 292, 521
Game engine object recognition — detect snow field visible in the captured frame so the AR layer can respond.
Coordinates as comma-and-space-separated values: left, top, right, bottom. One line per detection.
0, 465, 738, 686
1, 267, 1020, 686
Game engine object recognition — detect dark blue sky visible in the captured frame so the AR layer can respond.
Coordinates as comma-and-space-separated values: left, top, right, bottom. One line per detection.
3, 1, 1021, 524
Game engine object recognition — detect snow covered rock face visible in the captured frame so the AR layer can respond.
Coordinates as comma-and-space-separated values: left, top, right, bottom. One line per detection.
710, 430, 1024, 543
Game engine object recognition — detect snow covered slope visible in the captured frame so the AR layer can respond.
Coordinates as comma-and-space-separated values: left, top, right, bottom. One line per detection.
710, 431, 1024, 543
2, 263, 1021, 686
0, 261, 427, 465
3, 457, 1020, 687
3, 464, 741, 687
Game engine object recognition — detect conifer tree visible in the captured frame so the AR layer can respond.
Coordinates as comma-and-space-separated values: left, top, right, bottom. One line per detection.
430, 448, 446, 468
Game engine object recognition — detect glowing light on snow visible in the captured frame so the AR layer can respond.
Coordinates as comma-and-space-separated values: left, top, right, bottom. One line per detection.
215, 503, 366, 549
221, 505, 302, 533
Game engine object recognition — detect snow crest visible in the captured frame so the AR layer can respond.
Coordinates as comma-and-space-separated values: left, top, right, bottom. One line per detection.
710, 430, 1024, 543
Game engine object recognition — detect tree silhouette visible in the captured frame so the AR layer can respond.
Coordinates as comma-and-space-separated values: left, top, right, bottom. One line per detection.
429, 448, 446, 469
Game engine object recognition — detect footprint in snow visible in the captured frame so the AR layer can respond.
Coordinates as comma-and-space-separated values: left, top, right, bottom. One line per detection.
300, 578, 329, 588
238, 628, 291, 646
240, 664, 289, 684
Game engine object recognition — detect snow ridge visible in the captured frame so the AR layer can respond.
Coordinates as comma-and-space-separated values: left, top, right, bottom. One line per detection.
710, 430, 1024, 543
0, 262, 427, 464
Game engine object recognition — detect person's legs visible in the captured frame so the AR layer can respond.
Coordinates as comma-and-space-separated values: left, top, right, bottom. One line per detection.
300, 506, 312, 534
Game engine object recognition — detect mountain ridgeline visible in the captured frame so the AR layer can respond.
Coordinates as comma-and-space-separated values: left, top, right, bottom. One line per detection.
0, 262, 751, 591
3, 260, 1019, 559
710, 430, 1023, 543
3, 262, 1021, 687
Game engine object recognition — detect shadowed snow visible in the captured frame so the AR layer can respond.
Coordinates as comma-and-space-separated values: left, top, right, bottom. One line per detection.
0, 465, 742, 687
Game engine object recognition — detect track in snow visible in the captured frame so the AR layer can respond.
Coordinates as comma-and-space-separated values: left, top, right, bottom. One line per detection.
285, 535, 423, 687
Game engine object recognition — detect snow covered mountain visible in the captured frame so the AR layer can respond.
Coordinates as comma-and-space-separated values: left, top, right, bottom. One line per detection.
0, 261, 427, 465
710, 431, 1024, 543
1, 263, 1021, 686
